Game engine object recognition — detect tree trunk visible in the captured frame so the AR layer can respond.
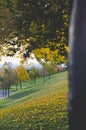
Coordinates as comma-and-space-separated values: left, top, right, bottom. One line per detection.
34, 77, 36, 84
7, 87, 10, 97
20, 80, 22, 89
43, 76, 45, 83
48, 74, 51, 79
69, 0, 86, 129
2, 89, 5, 97
16, 84, 17, 91
5, 88, 7, 97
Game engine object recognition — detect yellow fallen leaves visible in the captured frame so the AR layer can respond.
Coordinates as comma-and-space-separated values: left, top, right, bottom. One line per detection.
0, 92, 68, 130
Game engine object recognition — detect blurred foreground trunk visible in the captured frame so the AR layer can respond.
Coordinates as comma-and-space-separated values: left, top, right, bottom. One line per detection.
69, 0, 86, 130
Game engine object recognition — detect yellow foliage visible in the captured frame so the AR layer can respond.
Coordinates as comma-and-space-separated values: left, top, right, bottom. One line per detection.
15, 65, 29, 82
33, 45, 68, 64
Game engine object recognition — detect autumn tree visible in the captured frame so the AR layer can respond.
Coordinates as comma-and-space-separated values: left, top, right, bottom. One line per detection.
39, 67, 47, 83
42, 63, 55, 79
32, 48, 52, 62
15, 65, 29, 89
0, 70, 6, 97
0, 62, 18, 97
33, 47, 68, 66
0, 0, 70, 58
29, 67, 40, 84
11, 69, 19, 91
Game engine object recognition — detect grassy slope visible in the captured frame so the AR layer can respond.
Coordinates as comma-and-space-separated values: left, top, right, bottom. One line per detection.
0, 71, 69, 130
0, 71, 68, 109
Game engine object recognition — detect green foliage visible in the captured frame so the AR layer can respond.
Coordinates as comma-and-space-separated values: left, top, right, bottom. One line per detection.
29, 67, 40, 83
0, 62, 18, 97
0, 0, 15, 42
42, 63, 55, 76
0, 0, 70, 58
0, 62, 13, 89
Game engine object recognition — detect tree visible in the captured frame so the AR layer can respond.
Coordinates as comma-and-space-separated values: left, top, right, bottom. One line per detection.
15, 65, 29, 89
0, 72, 6, 97
0, 62, 17, 97
33, 47, 68, 66
32, 48, 52, 62
0, 0, 70, 58
42, 63, 55, 79
11, 69, 19, 91
39, 67, 47, 83
29, 67, 40, 84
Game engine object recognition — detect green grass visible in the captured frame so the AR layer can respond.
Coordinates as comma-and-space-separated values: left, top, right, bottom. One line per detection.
0, 71, 68, 109
0, 71, 69, 130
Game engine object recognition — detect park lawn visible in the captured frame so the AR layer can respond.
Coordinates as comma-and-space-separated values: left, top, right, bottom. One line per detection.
0, 71, 68, 109
0, 71, 69, 130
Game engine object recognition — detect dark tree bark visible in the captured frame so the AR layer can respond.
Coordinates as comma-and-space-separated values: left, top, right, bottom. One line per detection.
16, 84, 17, 91
7, 87, 10, 97
43, 76, 45, 83
20, 80, 22, 89
69, 0, 86, 130
5, 88, 7, 97
2, 89, 5, 97
34, 77, 36, 84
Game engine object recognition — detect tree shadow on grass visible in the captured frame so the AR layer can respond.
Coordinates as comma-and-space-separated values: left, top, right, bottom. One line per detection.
0, 87, 41, 109
10, 87, 41, 100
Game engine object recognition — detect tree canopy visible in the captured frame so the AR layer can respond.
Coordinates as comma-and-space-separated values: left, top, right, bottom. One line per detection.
0, 0, 70, 62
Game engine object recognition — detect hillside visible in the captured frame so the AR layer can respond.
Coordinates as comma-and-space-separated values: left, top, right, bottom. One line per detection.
0, 71, 69, 130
